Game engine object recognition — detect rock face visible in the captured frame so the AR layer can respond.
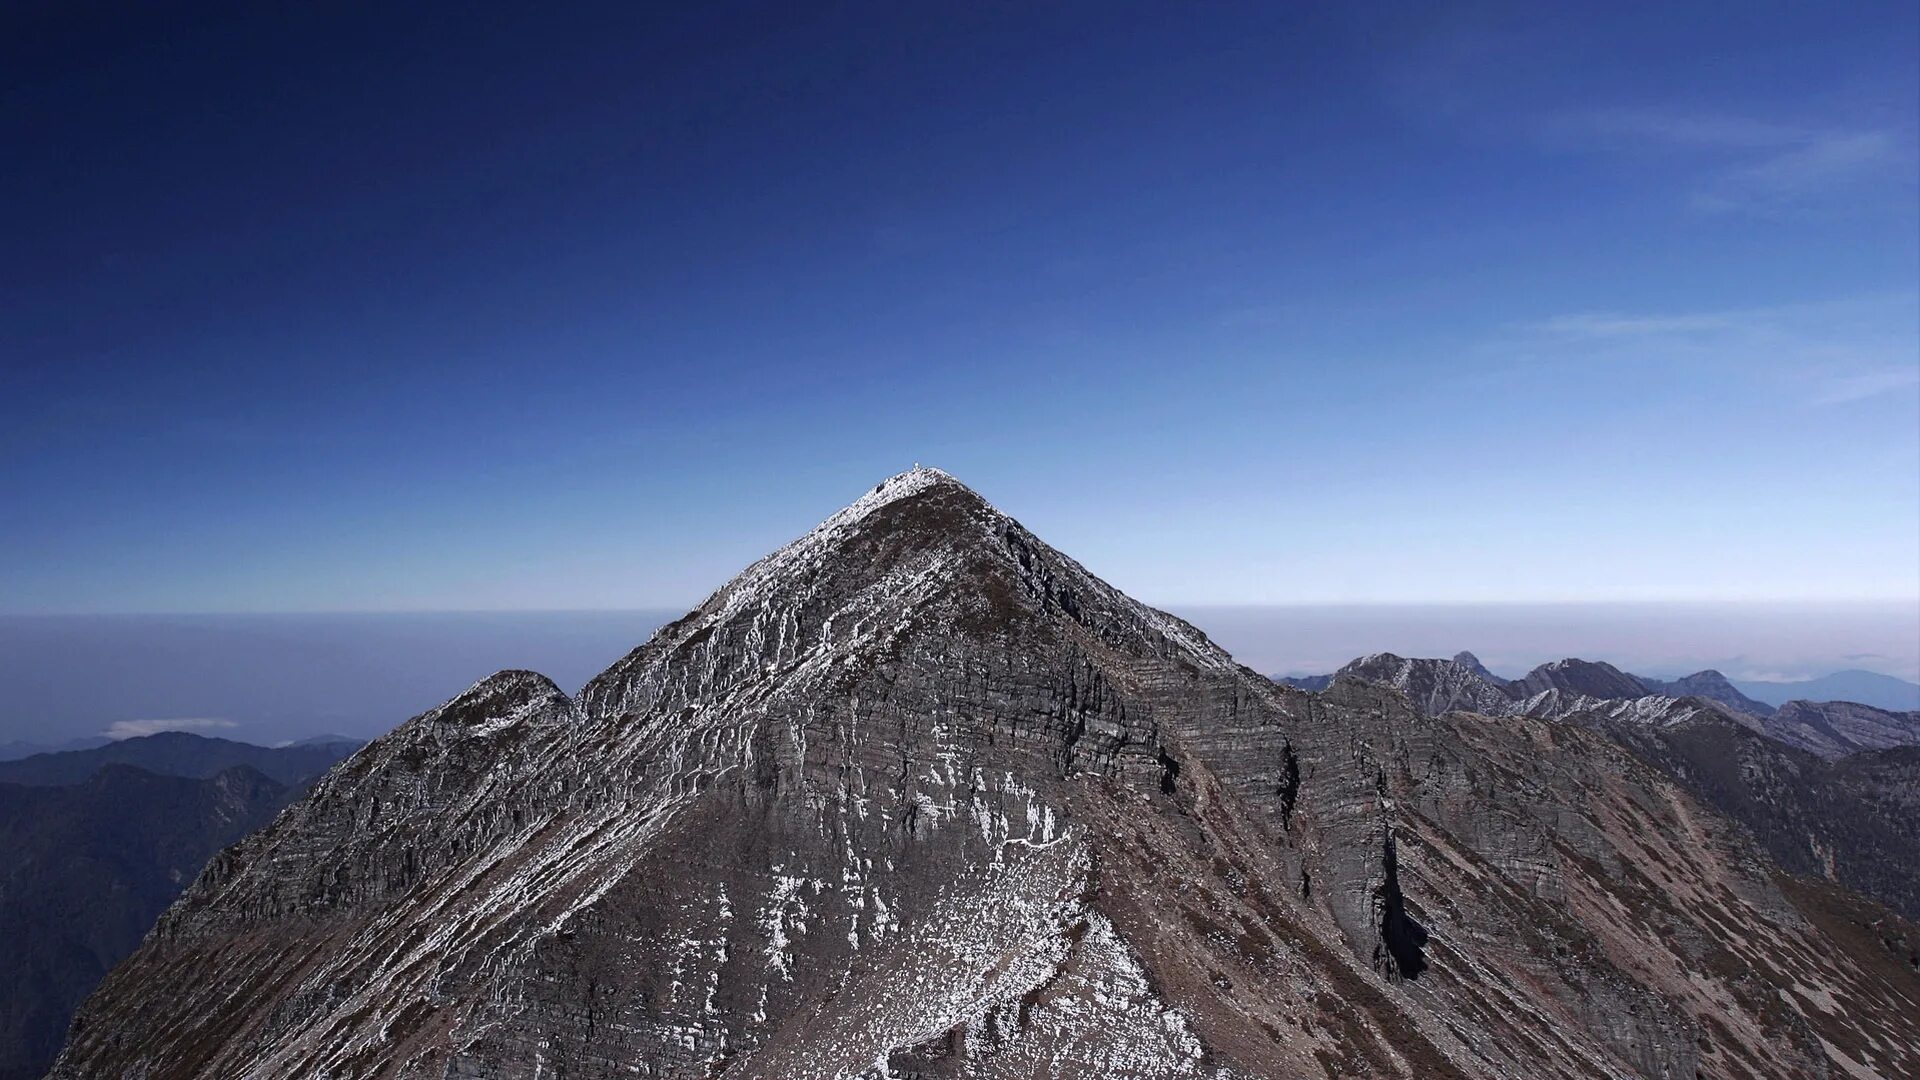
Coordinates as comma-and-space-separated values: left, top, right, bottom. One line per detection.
50, 469, 1920, 1080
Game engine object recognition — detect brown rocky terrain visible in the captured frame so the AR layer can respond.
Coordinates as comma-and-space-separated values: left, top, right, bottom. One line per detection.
48, 469, 1920, 1079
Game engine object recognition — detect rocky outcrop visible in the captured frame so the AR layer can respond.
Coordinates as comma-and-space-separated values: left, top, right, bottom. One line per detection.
49, 470, 1920, 1080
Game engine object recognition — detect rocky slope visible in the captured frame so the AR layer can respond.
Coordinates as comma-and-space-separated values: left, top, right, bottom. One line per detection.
1579, 712, 1920, 920
1304, 651, 1920, 926
1764, 699, 1920, 759
50, 469, 1920, 1079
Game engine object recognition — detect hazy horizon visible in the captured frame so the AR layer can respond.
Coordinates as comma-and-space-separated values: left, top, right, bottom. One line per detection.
3, 601, 1913, 748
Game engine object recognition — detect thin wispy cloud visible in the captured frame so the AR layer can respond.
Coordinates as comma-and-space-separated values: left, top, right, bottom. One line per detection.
1573, 108, 1807, 150
104, 717, 238, 740
1546, 107, 1915, 215
1696, 130, 1905, 213
1811, 368, 1920, 405
1527, 311, 1749, 338
1508, 295, 1920, 406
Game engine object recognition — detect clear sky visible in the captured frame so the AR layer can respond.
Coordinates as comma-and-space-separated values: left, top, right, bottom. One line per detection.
4, 2, 1917, 613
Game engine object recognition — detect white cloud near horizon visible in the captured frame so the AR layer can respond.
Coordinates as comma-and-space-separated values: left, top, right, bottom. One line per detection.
104, 717, 239, 740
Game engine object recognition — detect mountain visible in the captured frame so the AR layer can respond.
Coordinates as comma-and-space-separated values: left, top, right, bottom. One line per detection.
0, 737, 109, 762
285, 733, 364, 749
1448, 651, 1506, 687
1569, 709, 1920, 922
1314, 653, 1728, 732
1331, 653, 1516, 717
1290, 650, 1919, 761
0, 731, 364, 786
0, 734, 362, 1080
1292, 652, 1920, 922
1735, 669, 1920, 712
51, 470, 1920, 1079
1510, 657, 1649, 700
0, 765, 292, 1080
1634, 670, 1774, 717
1762, 699, 1920, 759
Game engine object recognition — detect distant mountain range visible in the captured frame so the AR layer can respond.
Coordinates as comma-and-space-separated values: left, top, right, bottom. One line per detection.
1732, 669, 1920, 712
0, 737, 109, 762
0, 733, 360, 1080
0, 731, 362, 787
1278, 652, 1920, 760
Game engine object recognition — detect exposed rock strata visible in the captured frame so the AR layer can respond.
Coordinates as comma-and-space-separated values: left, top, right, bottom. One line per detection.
50, 470, 1920, 1080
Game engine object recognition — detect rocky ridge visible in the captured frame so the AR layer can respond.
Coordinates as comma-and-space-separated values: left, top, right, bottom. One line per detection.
1299, 651, 1920, 760
50, 469, 1920, 1080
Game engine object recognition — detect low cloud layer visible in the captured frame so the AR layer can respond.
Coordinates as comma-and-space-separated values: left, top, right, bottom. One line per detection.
104, 717, 239, 740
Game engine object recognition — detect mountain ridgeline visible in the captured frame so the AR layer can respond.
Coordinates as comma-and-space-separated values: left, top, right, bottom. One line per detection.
0, 731, 362, 787
49, 470, 1920, 1079
1281, 652, 1920, 759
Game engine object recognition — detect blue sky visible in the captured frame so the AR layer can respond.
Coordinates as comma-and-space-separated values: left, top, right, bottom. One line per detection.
4, 2, 1916, 613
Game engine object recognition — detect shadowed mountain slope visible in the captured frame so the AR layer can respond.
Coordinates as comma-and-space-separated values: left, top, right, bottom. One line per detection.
50, 470, 1920, 1080
0, 766, 291, 1080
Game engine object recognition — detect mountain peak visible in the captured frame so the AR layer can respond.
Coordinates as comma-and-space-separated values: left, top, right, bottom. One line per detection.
49, 474, 1920, 1080
1515, 657, 1648, 700
859, 463, 968, 503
